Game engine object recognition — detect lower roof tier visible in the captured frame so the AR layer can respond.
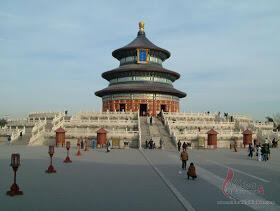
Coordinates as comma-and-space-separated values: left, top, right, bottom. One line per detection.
95, 81, 186, 98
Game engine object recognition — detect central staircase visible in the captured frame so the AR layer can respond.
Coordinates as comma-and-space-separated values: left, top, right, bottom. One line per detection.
140, 116, 175, 150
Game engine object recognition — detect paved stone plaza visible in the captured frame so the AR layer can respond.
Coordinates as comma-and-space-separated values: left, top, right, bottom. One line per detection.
0, 143, 279, 211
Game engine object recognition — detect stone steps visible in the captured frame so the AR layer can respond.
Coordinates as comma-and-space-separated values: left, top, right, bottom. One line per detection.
140, 116, 175, 150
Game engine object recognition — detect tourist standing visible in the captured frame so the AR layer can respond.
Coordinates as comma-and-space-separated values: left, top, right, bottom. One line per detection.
149, 138, 153, 149
92, 138, 96, 149
182, 142, 187, 151
106, 139, 111, 152
272, 138, 276, 148
257, 146, 262, 161
150, 116, 153, 125
145, 140, 148, 149
180, 149, 188, 170
234, 139, 237, 152
177, 140, 182, 152
248, 144, 253, 158
8, 135, 11, 144
267, 143, 271, 160
160, 138, 164, 149
187, 163, 197, 180
77, 138, 80, 147
81, 139, 84, 149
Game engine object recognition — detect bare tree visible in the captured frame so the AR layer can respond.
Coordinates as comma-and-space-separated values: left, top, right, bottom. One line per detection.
265, 116, 274, 122
0, 118, 7, 128
273, 113, 280, 130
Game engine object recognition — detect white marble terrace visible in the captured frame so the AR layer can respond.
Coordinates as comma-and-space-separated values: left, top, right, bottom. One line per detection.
0, 110, 278, 149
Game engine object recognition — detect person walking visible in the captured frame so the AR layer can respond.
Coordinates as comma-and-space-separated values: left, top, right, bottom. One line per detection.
182, 142, 187, 151
272, 138, 276, 148
257, 146, 262, 161
106, 139, 111, 152
180, 149, 188, 170
81, 139, 84, 149
267, 143, 271, 160
261, 145, 266, 161
149, 138, 153, 149
177, 140, 182, 152
160, 138, 163, 149
8, 135, 11, 144
145, 140, 149, 149
248, 143, 253, 158
150, 116, 153, 125
187, 163, 197, 180
92, 138, 96, 149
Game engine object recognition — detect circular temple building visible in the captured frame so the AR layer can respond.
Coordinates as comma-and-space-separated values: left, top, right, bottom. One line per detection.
95, 22, 186, 116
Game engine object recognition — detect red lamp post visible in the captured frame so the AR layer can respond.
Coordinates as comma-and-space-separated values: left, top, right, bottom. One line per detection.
76, 139, 82, 156
46, 145, 56, 173
7, 153, 23, 196
84, 137, 89, 151
64, 141, 72, 163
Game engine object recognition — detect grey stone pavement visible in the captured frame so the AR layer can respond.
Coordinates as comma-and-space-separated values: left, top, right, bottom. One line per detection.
0, 143, 279, 211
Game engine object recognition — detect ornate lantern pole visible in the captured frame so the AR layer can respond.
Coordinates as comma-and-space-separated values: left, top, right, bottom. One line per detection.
46, 145, 56, 173
76, 138, 82, 156
64, 141, 72, 163
7, 153, 23, 196
84, 137, 89, 151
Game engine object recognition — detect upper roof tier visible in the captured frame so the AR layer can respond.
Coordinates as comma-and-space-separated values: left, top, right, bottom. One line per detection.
112, 22, 171, 61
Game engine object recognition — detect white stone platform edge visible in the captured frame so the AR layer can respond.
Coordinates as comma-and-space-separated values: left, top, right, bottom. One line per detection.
139, 149, 196, 211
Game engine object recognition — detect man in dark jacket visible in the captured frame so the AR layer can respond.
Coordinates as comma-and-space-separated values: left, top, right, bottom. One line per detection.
177, 140, 182, 152
182, 142, 187, 151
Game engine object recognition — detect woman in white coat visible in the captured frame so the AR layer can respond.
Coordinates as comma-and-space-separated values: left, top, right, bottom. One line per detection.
257, 146, 262, 161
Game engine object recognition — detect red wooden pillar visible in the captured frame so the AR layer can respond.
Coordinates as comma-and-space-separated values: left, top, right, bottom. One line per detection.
55, 127, 66, 147
152, 100, 156, 117
97, 128, 108, 148
242, 129, 252, 148
207, 129, 218, 149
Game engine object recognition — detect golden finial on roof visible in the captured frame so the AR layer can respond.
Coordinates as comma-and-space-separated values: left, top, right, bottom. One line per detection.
139, 21, 144, 32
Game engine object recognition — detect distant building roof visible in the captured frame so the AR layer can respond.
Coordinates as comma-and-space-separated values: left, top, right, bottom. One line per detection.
97, 128, 108, 134
112, 22, 170, 61
242, 129, 252, 135
55, 127, 66, 133
102, 64, 180, 81
207, 129, 218, 135
95, 81, 186, 98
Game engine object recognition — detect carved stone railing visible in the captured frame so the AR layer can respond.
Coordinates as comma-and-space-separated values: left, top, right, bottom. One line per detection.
51, 112, 66, 131
137, 112, 141, 149
29, 127, 49, 146
32, 119, 47, 133
0, 127, 17, 136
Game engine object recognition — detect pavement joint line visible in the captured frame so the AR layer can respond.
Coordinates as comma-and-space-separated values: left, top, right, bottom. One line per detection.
205, 159, 270, 183
139, 149, 196, 211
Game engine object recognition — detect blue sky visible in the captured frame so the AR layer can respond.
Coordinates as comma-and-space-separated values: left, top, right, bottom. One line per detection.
0, 0, 279, 121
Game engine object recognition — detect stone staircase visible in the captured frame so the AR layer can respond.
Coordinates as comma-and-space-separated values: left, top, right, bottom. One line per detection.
140, 116, 175, 150
153, 117, 176, 150
140, 117, 151, 148
11, 127, 33, 145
